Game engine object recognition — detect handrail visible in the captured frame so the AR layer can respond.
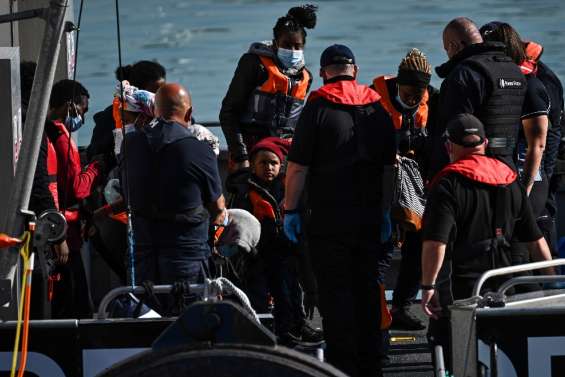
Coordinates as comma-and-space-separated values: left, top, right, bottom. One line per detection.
497, 275, 565, 296
472, 259, 565, 297
97, 283, 206, 319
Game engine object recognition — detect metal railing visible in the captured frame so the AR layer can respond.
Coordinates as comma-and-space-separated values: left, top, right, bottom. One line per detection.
97, 283, 208, 319
471, 259, 565, 297
496, 275, 565, 296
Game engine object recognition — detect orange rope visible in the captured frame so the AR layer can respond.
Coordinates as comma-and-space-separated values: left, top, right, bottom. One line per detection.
16, 254, 33, 377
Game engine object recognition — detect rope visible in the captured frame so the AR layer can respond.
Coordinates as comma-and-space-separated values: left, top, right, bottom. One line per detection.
61, 0, 85, 212
209, 277, 260, 323
9, 232, 31, 377
114, 0, 136, 287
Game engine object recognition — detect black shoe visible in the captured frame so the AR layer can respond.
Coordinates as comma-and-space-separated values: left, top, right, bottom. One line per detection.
278, 331, 302, 347
390, 308, 426, 331
297, 323, 324, 343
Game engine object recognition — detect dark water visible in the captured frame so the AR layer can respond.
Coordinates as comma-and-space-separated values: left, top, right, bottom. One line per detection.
75, 0, 565, 146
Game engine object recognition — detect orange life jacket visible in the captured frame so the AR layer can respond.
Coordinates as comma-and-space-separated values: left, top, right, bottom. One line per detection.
240, 55, 310, 137
524, 41, 543, 62
258, 56, 310, 100
372, 75, 429, 130
248, 190, 277, 222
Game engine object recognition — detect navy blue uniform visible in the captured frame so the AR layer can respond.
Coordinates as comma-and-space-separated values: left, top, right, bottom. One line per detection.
123, 120, 222, 287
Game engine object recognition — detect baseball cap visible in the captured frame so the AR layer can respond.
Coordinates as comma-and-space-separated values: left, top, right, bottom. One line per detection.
446, 113, 486, 147
320, 44, 356, 68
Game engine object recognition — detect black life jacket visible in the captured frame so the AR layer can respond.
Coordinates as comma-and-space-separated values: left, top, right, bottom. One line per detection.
461, 53, 527, 156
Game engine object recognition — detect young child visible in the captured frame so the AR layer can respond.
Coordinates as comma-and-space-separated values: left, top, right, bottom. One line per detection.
226, 137, 322, 345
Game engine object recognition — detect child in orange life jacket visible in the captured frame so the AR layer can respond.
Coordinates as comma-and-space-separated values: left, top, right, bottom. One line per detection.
226, 137, 322, 345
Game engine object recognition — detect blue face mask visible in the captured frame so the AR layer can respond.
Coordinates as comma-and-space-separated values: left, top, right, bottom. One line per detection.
65, 113, 83, 132
277, 47, 304, 69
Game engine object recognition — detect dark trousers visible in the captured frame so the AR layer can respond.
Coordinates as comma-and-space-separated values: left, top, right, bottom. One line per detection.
244, 253, 305, 335
135, 246, 209, 315
392, 231, 422, 309
310, 232, 384, 377
51, 248, 93, 319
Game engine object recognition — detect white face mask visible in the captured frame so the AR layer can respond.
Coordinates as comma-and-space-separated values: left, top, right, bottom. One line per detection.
277, 47, 304, 69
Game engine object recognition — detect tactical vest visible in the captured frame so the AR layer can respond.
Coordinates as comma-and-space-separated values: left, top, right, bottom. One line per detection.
240, 55, 310, 137
462, 53, 527, 156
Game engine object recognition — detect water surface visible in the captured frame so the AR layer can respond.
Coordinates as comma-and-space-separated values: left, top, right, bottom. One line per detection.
75, 0, 565, 146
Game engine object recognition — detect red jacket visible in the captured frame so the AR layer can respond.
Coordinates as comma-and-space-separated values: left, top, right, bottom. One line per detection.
47, 120, 100, 209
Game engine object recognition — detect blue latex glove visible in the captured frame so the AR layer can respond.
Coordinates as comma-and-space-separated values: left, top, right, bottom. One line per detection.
284, 213, 302, 244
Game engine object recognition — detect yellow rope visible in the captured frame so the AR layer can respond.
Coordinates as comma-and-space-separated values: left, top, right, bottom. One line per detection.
10, 232, 30, 377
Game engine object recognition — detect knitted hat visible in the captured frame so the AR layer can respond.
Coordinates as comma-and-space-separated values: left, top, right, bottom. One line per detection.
249, 137, 292, 163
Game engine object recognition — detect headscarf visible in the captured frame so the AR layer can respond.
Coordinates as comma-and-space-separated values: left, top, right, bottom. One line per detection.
114, 80, 155, 117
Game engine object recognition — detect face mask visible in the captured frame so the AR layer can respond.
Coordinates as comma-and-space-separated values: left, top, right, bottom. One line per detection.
65, 113, 83, 132
277, 47, 304, 69
395, 89, 420, 111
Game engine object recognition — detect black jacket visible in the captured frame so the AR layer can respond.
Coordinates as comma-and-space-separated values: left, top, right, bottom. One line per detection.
226, 171, 292, 255
87, 105, 117, 172
288, 78, 396, 233
29, 133, 57, 215
220, 43, 312, 163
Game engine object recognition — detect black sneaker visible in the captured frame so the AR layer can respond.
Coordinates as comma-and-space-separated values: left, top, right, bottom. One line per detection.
390, 308, 426, 331
278, 331, 302, 347
298, 323, 324, 343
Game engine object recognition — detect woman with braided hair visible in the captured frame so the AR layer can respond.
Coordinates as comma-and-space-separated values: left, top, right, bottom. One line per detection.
371, 48, 440, 333
220, 5, 318, 172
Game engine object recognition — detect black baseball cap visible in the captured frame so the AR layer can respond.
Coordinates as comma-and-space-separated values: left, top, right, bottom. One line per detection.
446, 113, 486, 147
320, 44, 356, 68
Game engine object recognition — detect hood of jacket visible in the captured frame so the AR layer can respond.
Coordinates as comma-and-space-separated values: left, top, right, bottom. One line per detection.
248, 41, 305, 76
145, 118, 193, 152
524, 41, 543, 62
308, 78, 381, 106
430, 154, 517, 187
435, 41, 507, 78
217, 208, 261, 254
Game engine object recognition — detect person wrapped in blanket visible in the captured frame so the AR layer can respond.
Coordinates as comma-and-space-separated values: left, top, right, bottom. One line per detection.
225, 137, 323, 346
89, 81, 220, 282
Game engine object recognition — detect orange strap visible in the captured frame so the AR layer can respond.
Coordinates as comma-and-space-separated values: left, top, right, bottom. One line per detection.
380, 283, 392, 330
372, 75, 429, 130
112, 97, 124, 130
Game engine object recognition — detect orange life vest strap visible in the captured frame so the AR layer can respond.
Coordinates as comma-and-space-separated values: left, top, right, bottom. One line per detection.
258, 55, 310, 100
372, 76, 429, 130
249, 190, 276, 221
112, 97, 124, 130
